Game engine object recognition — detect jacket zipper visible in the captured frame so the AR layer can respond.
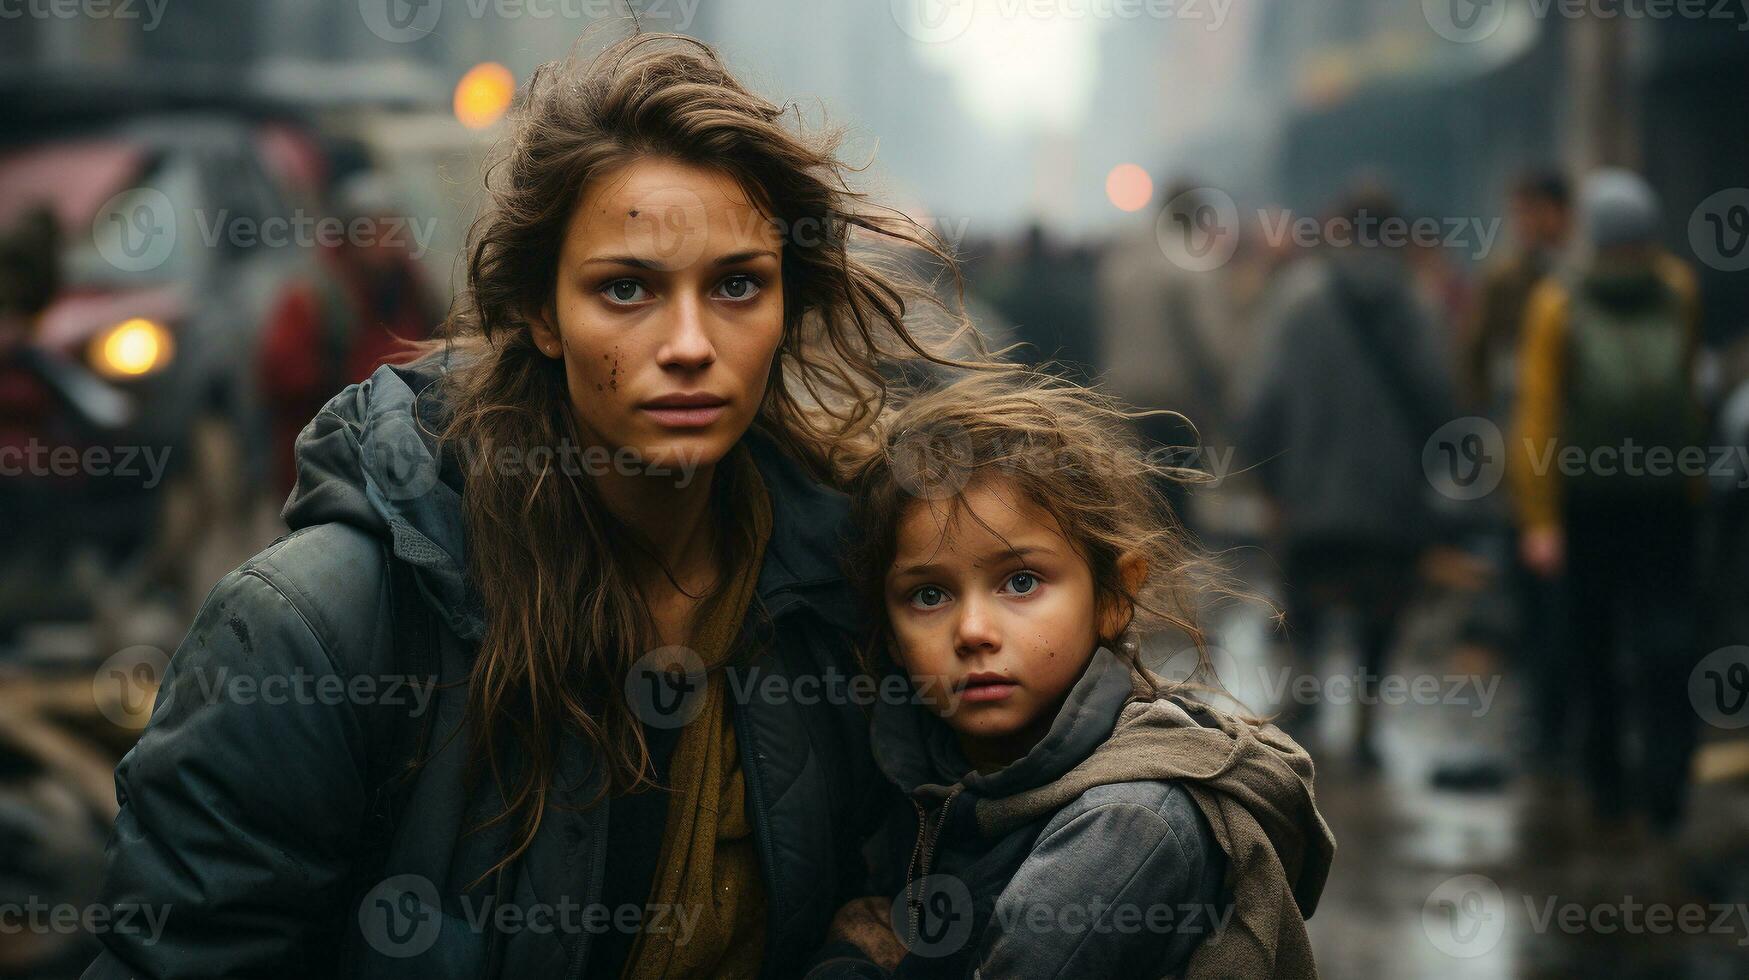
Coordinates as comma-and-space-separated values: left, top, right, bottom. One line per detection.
904, 785, 964, 947
733, 689, 786, 980
562, 799, 610, 980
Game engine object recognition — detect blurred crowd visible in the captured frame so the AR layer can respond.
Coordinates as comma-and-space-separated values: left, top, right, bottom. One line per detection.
967, 165, 1745, 843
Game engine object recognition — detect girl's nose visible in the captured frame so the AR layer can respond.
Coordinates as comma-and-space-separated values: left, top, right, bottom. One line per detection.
953, 596, 1002, 657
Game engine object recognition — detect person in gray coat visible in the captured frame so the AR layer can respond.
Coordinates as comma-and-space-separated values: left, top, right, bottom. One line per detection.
1242, 189, 1460, 766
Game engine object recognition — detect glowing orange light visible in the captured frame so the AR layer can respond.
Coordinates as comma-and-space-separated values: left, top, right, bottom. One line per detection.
454, 62, 515, 131
1105, 163, 1153, 213
95, 318, 172, 378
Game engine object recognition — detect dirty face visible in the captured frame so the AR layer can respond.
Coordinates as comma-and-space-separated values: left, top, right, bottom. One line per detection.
884, 478, 1123, 756
531, 156, 786, 475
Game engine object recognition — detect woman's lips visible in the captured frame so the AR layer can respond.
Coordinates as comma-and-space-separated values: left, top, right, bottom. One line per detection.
640, 404, 726, 428
639, 394, 728, 429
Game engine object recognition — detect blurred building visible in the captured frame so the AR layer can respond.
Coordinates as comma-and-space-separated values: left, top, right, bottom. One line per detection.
1158, 0, 1749, 345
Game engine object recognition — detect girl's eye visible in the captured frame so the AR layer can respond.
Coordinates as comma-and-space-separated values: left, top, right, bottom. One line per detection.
1004, 572, 1040, 596
713, 274, 761, 302
602, 279, 649, 305
910, 586, 949, 610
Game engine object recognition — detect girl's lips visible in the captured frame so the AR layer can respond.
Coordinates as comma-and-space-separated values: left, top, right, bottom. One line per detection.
957, 682, 1019, 703
640, 404, 727, 428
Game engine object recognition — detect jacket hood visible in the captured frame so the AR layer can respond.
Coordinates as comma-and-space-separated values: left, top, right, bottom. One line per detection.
281, 351, 862, 644
974, 671, 1336, 922
870, 646, 1138, 802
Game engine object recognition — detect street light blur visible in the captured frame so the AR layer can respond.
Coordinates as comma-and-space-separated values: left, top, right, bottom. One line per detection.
453, 62, 515, 131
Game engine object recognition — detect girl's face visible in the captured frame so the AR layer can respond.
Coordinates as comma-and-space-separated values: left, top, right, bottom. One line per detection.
884, 478, 1124, 754
531, 157, 786, 473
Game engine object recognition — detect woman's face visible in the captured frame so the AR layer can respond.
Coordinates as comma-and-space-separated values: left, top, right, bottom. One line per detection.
532, 157, 786, 474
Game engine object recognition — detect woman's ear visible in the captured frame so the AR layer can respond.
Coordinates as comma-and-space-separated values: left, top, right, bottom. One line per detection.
1098, 551, 1151, 642
528, 304, 563, 359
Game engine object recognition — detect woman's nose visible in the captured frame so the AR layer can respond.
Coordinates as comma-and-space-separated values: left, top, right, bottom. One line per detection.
655, 292, 716, 370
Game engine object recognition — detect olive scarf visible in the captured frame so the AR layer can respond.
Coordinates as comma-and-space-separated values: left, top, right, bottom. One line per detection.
620, 446, 772, 980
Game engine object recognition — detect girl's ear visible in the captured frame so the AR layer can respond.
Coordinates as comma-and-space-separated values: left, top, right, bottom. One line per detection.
1099, 551, 1150, 642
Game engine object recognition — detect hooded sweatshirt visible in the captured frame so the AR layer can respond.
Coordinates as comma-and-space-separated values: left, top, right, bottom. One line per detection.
811, 648, 1334, 980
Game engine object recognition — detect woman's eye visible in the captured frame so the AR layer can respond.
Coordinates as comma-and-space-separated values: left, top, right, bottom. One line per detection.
910, 586, 948, 610
603, 279, 649, 304
714, 274, 761, 301
1004, 572, 1039, 596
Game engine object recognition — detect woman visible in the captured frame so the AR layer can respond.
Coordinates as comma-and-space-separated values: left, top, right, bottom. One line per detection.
84, 33, 976, 979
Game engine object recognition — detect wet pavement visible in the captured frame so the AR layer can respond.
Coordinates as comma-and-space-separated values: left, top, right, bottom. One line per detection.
1168, 554, 1749, 978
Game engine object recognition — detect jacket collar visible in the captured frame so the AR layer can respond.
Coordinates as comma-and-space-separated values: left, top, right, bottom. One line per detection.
871, 646, 1137, 801
741, 426, 862, 631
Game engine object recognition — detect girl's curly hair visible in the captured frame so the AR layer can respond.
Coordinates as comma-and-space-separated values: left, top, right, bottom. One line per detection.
842, 370, 1250, 698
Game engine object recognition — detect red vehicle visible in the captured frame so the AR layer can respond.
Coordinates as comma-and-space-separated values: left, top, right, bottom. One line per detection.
0, 114, 321, 637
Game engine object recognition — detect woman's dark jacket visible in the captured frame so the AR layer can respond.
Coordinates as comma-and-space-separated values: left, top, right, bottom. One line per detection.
81, 358, 886, 979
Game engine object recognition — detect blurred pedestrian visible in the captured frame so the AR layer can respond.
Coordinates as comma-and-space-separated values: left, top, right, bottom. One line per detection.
1467, 172, 1575, 417
1465, 170, 1578, 767
1095, 181, 1243, 527
1244, 187, 1459, 767
257, 171, 441, 495
981, 222, 1098, 383
1510, 169, 1703, 835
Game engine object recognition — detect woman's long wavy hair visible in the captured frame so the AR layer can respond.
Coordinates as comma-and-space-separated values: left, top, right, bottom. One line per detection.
425, 31, 986, 880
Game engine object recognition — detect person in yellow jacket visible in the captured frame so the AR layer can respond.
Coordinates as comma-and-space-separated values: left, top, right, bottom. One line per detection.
1509, 169, 1704, 835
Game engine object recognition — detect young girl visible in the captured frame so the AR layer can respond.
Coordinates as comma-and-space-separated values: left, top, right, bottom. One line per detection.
812, 374, 1336, 979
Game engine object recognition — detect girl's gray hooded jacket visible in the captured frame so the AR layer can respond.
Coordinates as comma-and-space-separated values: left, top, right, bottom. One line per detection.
82, 357, 888, 980
811, 647, 1334, 980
